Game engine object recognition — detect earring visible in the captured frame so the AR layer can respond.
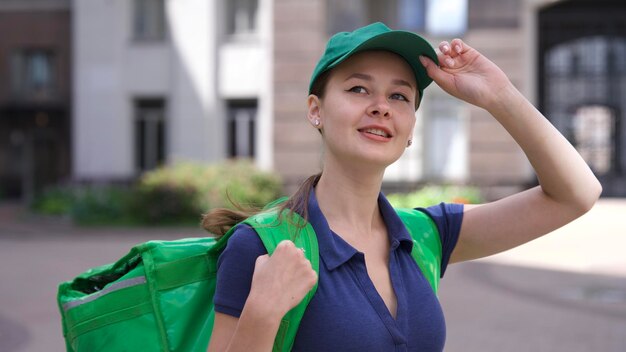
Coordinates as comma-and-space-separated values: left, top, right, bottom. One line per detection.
314, 119, 320, 127
407, 139, 412, 147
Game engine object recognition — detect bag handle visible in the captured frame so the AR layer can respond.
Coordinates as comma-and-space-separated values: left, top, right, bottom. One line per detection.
395, 208, 442, 293
244, 209, 319, 352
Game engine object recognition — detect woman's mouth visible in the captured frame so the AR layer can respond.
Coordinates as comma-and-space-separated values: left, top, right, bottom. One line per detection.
358, 127, 393, 141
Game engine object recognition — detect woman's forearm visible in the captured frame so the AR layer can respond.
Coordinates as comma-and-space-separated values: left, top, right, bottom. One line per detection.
215, 241, 317, 352
224, 295, 283, 352
485, 84, 602, 211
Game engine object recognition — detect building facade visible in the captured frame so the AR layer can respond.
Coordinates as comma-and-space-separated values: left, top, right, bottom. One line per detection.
272, 0, 626, 197
0, 0, 72, 202
71, 0, 273, 181
1, 0, 624, 201
273, 0, 471, 195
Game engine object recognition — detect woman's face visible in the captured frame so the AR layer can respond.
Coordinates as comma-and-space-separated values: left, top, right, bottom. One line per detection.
310, 50, 418, 170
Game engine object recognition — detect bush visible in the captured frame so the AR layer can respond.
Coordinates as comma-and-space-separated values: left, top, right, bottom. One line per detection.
70, 185, 135, 225
200, 160, 282, 210
128, 183, 200, 225
31, 186, 76, 216
129, 160, 282, 224
387, 185, 483, 208
30, 160, 283, 226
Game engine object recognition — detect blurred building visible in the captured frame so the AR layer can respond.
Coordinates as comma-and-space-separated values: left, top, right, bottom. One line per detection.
274, 0, 626, 197
1, 0, 624, 200
71, 0, 273, 183
0, 0, 71, 201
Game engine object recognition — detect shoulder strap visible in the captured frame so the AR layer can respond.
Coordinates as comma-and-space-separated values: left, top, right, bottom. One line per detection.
395, 208, 442, 294
243, 209, 319, 352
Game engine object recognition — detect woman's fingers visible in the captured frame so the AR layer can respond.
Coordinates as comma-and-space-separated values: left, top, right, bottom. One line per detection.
249, 239, 318, 316
271, 240, 317, 285
437, 41, 452, 67
274, 240, 306, 261
439, 41, 451, 55
450, 38, 464, 55
438, 53, 455, 68
436, 42, 455, 68
429, 37, 512, 108
437, 38, 469, 69
419, 55, 454, 89
255, 254, 269, 266
440, 39, 465, 56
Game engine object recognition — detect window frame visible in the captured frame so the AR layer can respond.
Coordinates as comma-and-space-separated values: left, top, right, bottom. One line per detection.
134, 98, 167, 172
226, 99, 258, 159
10, 48, 56, 100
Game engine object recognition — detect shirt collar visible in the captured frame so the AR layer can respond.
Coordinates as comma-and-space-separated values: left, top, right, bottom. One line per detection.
306, 188, 414, 271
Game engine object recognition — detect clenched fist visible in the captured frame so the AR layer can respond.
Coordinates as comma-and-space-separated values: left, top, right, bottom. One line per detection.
247, 240, 318, 319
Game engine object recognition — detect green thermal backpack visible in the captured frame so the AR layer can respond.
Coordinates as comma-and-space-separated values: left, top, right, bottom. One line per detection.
57, 205, 441, 352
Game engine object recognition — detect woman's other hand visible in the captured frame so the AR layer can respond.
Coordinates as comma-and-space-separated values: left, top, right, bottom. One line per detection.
208, 240, 316, 352
246, 240, 318, 319
419, 39, 511, 110
418, 40, 602, 264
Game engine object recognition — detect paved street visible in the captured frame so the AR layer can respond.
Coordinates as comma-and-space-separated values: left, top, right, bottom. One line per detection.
0, 200, 625, 352
440, 262, 626, 352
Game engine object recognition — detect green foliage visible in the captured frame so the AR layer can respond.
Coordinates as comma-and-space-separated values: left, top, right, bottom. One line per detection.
30, 160, 283, 226
128, 183, 200, 225
200, 160, 282, 210
131, 162, 209, 225
387, 185, 483, 208
31, 186, 76, 215
70, 186, 135, 225
138, 160, 282, 212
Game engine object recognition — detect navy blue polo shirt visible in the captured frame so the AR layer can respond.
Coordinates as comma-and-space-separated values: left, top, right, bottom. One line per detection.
214, 189, 464, 351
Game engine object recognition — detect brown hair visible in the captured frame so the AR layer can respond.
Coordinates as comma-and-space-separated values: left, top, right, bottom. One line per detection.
202, 173, 322, 238
310, 69, 332, 99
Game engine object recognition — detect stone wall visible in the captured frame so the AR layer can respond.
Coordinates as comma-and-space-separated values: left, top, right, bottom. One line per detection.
273, 0, 327, 193
465, 0, 534, 198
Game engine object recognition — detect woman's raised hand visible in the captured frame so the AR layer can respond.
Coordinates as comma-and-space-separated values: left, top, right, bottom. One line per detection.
247, 240, 318, 319
419, 38, 513, 110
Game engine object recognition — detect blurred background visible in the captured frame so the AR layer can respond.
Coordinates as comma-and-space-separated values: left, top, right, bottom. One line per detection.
0, 0, 625, 351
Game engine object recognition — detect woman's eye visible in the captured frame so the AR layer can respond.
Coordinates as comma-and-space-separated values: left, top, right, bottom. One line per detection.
391, 93, 409, 102
348, 86, 367, 94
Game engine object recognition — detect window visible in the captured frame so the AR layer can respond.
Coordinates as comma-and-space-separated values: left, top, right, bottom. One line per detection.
226, 0, 259, 37
227, 100, 257, 158
425, 0, 467, 36
133, 0, 166, 41
10, 49, 55, 99
544, 36, 625, 178
135, 99, 166, 172
327, 0, 466, 35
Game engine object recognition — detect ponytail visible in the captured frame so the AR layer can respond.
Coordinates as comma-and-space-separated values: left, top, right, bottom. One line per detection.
202, 173, 322, 238
204, 67, 329, 239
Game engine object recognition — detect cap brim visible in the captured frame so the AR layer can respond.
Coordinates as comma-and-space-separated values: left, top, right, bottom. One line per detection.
327, 31, 438, 100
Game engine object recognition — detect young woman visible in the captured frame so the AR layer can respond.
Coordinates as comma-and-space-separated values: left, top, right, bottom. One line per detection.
205, 23, 601, 351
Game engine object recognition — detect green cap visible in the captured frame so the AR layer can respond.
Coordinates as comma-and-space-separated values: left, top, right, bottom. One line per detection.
309, 22, 439, 106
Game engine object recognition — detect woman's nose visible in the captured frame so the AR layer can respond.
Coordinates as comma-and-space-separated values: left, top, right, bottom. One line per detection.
366, 96, 391, 118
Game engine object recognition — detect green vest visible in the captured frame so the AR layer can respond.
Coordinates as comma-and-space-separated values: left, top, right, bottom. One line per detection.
57, 205, 441, 352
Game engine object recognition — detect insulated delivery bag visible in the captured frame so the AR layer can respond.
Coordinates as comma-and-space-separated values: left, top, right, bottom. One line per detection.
57, 237, 219, 351
57, 206, 442, 352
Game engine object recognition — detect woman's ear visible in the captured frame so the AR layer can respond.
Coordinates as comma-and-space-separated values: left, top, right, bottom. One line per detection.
306, 94, 323, 129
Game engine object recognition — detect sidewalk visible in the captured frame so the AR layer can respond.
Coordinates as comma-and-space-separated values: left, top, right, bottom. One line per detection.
478, 198, 626, 278
0, 199, 624, 352
0, 204, 206, 352
1, 199, 624, 275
